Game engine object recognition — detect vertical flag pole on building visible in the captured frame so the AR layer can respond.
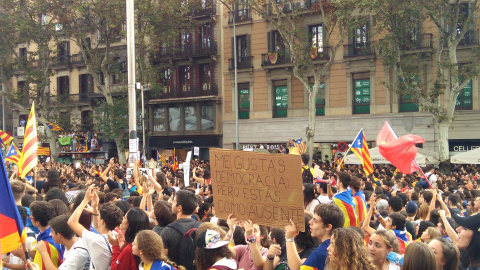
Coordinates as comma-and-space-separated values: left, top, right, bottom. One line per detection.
19, 102, 38, 192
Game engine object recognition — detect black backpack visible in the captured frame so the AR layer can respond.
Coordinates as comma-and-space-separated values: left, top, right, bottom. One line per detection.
302, 167, 314, 184
167, 220, 201, 270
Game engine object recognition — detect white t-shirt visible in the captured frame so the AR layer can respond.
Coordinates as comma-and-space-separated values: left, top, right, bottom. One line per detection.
317, 194, 333, 204
425, 172, 437, 183
59, 238, 91, 270
305, 199, 320, 213
81, 229, 112, 270
389, 261, 401, 270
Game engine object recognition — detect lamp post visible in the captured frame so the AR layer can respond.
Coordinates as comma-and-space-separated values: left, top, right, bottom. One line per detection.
126, 0, 137, 161
219, 0, 239, 150
136, 82, 148, 162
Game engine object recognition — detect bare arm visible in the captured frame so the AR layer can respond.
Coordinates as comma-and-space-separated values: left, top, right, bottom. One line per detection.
285, 220, 302, 270
436, 193, 451, 218
327, 182, 334, 199
439, 210, 458, 241
68, 186, 95, 236
100, 158, 114, 182
245, 220, 265, 268
426, 189, 437, 221
362, 194, 377, 236
36, 241, 60, 270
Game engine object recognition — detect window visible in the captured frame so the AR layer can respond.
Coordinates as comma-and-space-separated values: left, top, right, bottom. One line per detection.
180, 66, 191, 91
273, 83, 288, 118
169, 107, 181, 131
162, 69, 172, 93
236, 35, 248, 61
180, 31, 191, 52
310, 81, 325, 116
201, 23, 211, 50
79, 74, 93, 101
19, 48, 27, 63
353, 78, 370, 114
57, 42, 69, 63
199, 64, 211, 90
17, 81, 28, 96
153, 107, 166, 131
57, 76, 70, 100
399, 76, 419, 112
268, 31, 285, 52
201, 105, 214, 130
81, 110, 93, 130
184, 106, 198, 130
456, 79, 472, 110
309, 25, 324, 53
238, 83, 250, 119
354, 23, 369, 47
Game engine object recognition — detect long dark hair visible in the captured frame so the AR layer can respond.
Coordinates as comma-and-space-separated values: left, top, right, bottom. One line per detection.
303, 183, 316, 207
295, 213, 320, 251
195, 244, 233, 270
124, 208, 150, 243
460, 232, 480, 269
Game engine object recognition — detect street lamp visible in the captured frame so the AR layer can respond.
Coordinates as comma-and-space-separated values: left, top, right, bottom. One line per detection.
219, 0, 239, 150
136, 82, 149, 162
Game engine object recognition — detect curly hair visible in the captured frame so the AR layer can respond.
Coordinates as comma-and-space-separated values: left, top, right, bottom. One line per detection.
195, 243, 234, 270
99, 203, 123, 230
30, 201, 55, 227
370, 229, 399, 253
135, 230, 185, 270
325, 228, 376, 270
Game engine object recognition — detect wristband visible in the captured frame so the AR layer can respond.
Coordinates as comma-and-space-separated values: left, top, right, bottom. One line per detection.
246, 235, 256, 243
92, 213, 99, 216
286, 238, 295, 242
375, 214, 381, 218
267, 256, 275, 261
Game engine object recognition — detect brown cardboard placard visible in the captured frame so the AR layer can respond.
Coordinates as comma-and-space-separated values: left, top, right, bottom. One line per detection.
210, 148, 305, 231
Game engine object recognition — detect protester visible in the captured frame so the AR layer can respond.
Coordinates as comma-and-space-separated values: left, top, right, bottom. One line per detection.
403, 242, 436, 270
367, 230, 400, 270
195, 229, 237, 270
132, 230, 181, 270
325, 227, 376, 270
427, 238, 460, 270
452, 212, 480, 269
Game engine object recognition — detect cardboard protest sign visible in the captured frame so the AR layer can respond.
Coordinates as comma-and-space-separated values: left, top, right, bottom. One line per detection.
210, 148, 305, 231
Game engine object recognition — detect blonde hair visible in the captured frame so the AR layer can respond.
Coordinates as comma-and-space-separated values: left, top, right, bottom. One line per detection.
136, 230, 185, 270
371, 229, 399, 253
417, 203, 429, 220
425, 227, 442, 244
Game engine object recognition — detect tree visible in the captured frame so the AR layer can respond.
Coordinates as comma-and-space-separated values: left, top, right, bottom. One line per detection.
238, 0, 366, 165
373, 0, 480, 162
0, 0, 73, 160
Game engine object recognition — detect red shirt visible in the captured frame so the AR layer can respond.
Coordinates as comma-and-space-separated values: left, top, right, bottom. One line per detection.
111, 243, 138, 270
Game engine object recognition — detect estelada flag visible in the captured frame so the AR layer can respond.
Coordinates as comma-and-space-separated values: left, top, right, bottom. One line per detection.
333, 191, 358, 227
5, 143, 21, 165
350, 129, 373, 175
0, 147, 27, 254
378, 134, 425, 174
0, 130, 13, 146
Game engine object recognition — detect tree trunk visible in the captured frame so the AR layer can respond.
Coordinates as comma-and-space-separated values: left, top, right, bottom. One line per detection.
115, 134, 127, 164
436, 120, 450, 162
307, 89, 316, 166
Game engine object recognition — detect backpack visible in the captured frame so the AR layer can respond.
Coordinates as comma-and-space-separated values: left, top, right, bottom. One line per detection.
302, 167, 314, 184
167, 220, 201, 270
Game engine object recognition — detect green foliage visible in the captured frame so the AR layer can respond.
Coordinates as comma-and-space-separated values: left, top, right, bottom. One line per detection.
93, 96, 128, 146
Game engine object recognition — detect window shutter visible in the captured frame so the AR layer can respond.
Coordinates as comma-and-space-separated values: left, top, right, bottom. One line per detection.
246, 34, 251, 57
267, 31, 272, 53
231, 37, 235, 60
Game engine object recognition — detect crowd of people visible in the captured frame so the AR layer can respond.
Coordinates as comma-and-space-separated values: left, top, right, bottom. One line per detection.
3, 151, 480, 270
58, 130, 100, 152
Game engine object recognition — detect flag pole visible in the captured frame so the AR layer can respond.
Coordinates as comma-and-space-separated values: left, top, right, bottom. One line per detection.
337, 128, 363, 168
386, 122, 432, 188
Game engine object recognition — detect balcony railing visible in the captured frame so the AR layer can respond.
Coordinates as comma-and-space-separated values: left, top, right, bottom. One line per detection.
152, 41, 217, 62
47, 93, 93, 104
71, 53, 86, 65
193, 41, 218, 56
261, 51, 291, 66
229, 56, 253, 70
344, 41, 375, 57
458, 30, 478, 46
228, 9, 251, 23
400, 34, 433, 50
158, 84, 218, 99
189, 0, 216, 17
51, 55, 71, 67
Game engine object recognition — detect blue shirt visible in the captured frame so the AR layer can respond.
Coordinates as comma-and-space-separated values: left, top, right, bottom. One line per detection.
37, 227, 65, 258
301, 239, 330, 270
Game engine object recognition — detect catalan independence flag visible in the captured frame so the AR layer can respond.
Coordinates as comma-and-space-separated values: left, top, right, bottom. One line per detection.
172, 148, 178, 171
157, 151, 166, 165
19, 102, 38, 179
293, 138, 306, 154
390, 229, 412, 255
0, 148, 27, 254
353, 190, 367, 224
45, 122, 63, 131
333, 190, 358, 227
0, 130, 13, 145
5, 143, 21, 165
350, 129, 373, 176
38, 146, 50, 156
33, 235, 63, 270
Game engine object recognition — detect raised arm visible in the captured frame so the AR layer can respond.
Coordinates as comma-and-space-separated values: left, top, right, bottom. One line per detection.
285, 219, 302, 270
439, 210, 458, 241
68, 186, 96, 237
100, 158, 114, 182
362, 194, 377, 236
436, 192, 451, 218
244, 220, 266, 268
426, 189, 437, 221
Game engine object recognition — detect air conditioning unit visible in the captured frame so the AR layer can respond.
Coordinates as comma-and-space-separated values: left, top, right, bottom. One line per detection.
17, 127, 25, 137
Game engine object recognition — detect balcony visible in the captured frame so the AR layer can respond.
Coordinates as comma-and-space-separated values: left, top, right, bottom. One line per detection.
261, 51, 291, 66
51, 55, 71, 69
71, 53, 86, 66
229, 56, 253, 70
158, 84, 218, 99
228, 9, 251, 24
344, 41, 375, 58
152, 41, 216, 63
193, 41, 217, 56
189, 0, 216, 17
458, 30, 478, 46
400, 34, 433, 50
47, 93, 93, 105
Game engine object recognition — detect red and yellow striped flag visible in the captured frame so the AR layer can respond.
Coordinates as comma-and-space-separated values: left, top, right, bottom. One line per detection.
19, 102, 38, 179
37, 146, 50, 156
0, 130, 13, 145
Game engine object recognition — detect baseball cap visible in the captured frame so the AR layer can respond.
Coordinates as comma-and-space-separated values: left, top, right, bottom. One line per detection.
453, 213, 480, 233
196, 229, 229, 249
405, 201, 418, 214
